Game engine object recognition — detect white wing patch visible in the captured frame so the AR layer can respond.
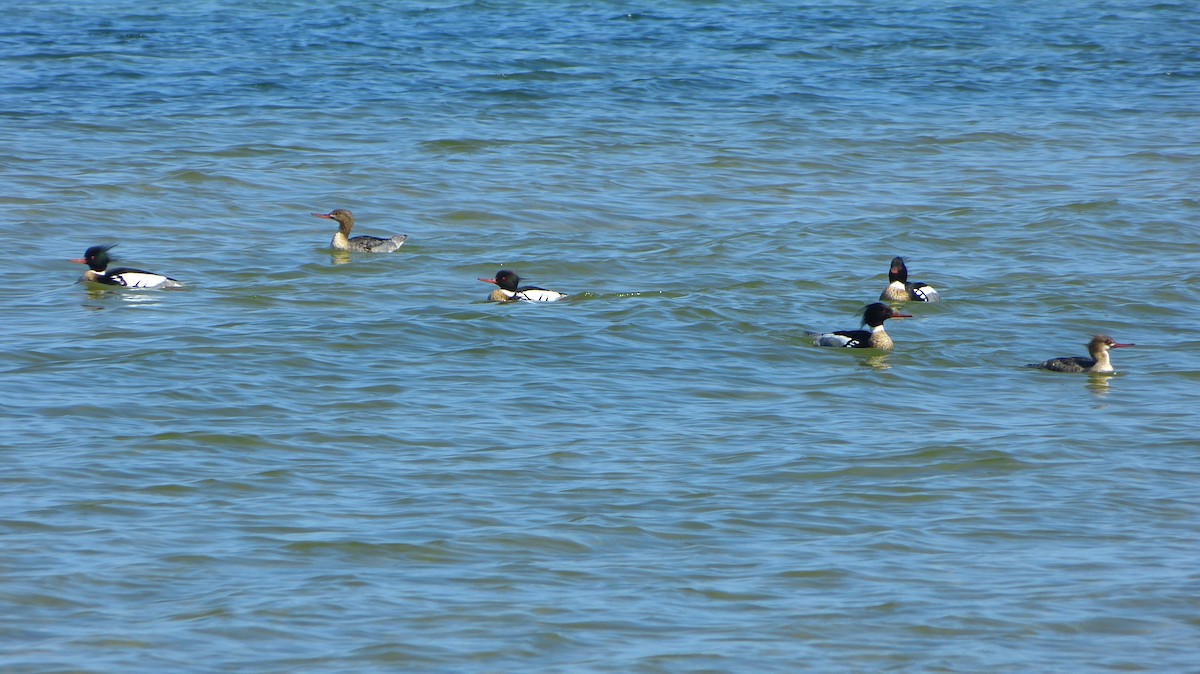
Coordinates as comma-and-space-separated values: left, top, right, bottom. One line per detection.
114, 272, 178, 288
516, 289, 566, 302
816, 333, 857, 348
912, 284, 939, 302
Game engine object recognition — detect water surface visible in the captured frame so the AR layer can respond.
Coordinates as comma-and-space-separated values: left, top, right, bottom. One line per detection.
2, 1, 1199, 672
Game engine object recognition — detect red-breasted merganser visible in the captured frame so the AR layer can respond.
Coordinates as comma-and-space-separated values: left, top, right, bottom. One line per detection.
1027, 335, 1134, 373
478, 270, 567, 302
312, 209, 408, 253
70, 244, 183, 289
880, 256, 939, 302
807, 302, 911, 349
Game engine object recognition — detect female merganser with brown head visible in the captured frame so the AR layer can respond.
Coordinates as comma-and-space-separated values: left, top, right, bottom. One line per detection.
1027, 335, 1134, 373
312, 209, 408, 253
478, 270, 567, 302
70, 244, 183, 288
880, 256, 939, 302
807, 302, 911, 349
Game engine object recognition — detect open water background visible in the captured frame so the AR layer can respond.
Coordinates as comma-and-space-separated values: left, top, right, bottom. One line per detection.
2, 1, 1199, 671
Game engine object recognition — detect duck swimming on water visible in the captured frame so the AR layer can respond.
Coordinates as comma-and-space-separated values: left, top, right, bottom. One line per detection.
807, 302, 911, 349
313, 209, 408, 253
478, 270, 567, 302
70, 244, 183, 288
1027, 335, 1134, 373
880, 256, 939, 302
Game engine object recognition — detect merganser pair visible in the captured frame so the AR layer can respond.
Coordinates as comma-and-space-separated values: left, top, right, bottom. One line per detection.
808, 303, 910, 349
806, 257, 934, 350
880, 257, 939, 303
1028, 335, 1134, 373
478, 270, 567, 302
70, 244, 183, 289
313, 209, 408, 253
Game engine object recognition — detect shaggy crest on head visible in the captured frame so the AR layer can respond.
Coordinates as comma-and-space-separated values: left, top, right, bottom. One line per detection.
491, 270, 520, 291
860, 302, 900, 327
77, 243, 119, 270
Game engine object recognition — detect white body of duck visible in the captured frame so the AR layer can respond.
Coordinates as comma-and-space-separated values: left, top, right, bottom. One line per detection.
70, 244, 183, 289
1028, 335, 1133, 373
880, 256, 939, 302
479, 270, 567, 302
807, 302, 910, 349
313, 209, 408, 253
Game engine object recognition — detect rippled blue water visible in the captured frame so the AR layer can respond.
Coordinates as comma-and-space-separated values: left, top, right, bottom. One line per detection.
3, 1, 1199, 672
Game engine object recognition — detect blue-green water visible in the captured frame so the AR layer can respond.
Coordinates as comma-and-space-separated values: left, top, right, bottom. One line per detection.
3, 2, 1199, 672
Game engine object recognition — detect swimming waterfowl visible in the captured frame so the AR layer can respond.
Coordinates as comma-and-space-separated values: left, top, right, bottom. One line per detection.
478, 270, 567, 302
880, 256, 939, 302
807, 302, 911, 349
1027, 335, 1134, 373
70, 244, 183, 289
313, 209, 408, 253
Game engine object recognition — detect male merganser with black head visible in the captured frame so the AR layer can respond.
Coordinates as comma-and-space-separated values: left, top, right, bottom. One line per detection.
478, 270, 567, 302
70, 244, 183, 289
1027, 335, 1134, 373
807, 302, 911, 349
880, 256, 939, 302
312, 209, 408, 253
